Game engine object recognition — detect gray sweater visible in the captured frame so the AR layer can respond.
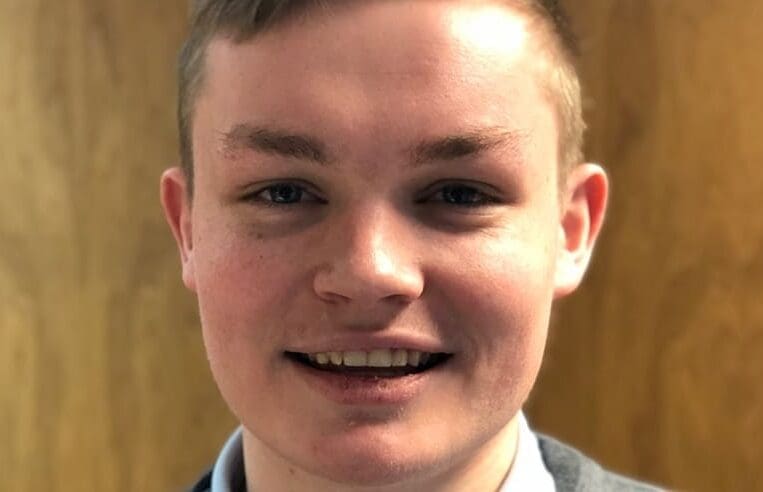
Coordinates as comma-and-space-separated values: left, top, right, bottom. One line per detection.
536, 434, 663, 491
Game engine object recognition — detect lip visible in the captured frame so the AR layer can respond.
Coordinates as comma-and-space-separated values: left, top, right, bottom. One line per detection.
286, 354, 451, 406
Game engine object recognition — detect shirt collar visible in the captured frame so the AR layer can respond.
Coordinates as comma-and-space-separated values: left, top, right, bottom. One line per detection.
498, 412, 557, 491
211, 426, 244, 492
210, 412, 555, 492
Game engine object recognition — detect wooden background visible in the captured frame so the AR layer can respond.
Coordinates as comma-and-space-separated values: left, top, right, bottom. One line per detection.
1, 1, 761, 491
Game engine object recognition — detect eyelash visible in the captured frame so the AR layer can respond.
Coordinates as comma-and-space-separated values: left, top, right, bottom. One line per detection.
247, 182, 325, 207
420, 183, 500, 207
245, 181, 500, 208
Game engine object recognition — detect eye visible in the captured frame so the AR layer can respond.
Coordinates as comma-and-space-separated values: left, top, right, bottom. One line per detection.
245, 182, 323, 206
425, 183, 499, 207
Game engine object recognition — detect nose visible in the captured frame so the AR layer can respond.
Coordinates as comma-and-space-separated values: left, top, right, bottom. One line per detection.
313, 207, 424, 306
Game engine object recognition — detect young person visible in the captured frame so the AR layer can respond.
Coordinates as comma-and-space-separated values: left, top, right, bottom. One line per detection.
161, 1, 663, 490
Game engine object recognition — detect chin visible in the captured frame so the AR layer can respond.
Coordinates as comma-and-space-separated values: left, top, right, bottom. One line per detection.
295, 424, 450, 486
309, 445, 437, 486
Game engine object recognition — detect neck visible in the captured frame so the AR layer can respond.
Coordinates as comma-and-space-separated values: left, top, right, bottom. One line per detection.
242, 415, 521, 492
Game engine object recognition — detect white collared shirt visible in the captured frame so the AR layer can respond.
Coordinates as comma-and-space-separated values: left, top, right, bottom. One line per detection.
210, 412, 556, 491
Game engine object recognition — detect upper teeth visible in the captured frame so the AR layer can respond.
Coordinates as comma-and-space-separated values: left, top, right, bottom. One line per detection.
307, 349, 431, 368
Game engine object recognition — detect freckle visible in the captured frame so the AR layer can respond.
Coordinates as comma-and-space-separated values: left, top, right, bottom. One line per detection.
288, 467, 296, 476
255, 233, 264, 240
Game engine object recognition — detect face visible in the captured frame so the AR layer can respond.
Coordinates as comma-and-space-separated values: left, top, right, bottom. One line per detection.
163, 0, 604, 488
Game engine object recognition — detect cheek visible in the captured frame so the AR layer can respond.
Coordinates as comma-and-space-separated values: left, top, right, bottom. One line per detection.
431, 230, 556, 401
192, 224, 307, 365
191, 229, 318, 422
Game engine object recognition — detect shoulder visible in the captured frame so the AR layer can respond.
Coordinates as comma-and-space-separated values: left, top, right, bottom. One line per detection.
536, 434, 665, 492
186, 468, 212, 492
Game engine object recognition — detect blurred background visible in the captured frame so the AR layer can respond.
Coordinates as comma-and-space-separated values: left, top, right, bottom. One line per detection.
1, 1, 761, 491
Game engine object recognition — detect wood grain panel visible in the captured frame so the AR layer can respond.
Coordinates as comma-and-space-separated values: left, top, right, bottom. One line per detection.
0, 1, 236, 491
2, 1, 761, 491
527, 2, 763, 491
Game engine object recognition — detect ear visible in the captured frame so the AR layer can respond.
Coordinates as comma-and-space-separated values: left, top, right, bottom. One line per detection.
554, 163, 609, 299
160, 167, 197, 291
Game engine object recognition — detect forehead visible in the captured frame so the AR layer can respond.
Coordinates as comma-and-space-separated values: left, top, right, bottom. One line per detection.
195, 1, 556, 165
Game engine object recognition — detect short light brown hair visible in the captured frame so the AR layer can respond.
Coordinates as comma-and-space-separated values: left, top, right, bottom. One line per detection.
177, 0, 584, 193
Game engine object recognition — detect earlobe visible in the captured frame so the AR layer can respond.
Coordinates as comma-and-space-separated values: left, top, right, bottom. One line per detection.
160, 167, 197, 291
553, 163, 608, 299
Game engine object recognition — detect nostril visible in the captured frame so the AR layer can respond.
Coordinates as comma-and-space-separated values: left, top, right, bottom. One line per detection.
315, 290, 352, 304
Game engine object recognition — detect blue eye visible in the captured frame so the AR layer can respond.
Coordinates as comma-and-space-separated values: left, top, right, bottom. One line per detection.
247, 182, 322, 206
263, 183, 304, 204
432, 184, 497, 207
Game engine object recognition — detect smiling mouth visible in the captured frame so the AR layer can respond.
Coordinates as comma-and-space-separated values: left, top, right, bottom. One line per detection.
285, 349, 452, 378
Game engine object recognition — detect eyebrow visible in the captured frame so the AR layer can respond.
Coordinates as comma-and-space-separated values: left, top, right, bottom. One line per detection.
220, 123, 524, 166
220, 124, 331, 165
411, 127, 525, 166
